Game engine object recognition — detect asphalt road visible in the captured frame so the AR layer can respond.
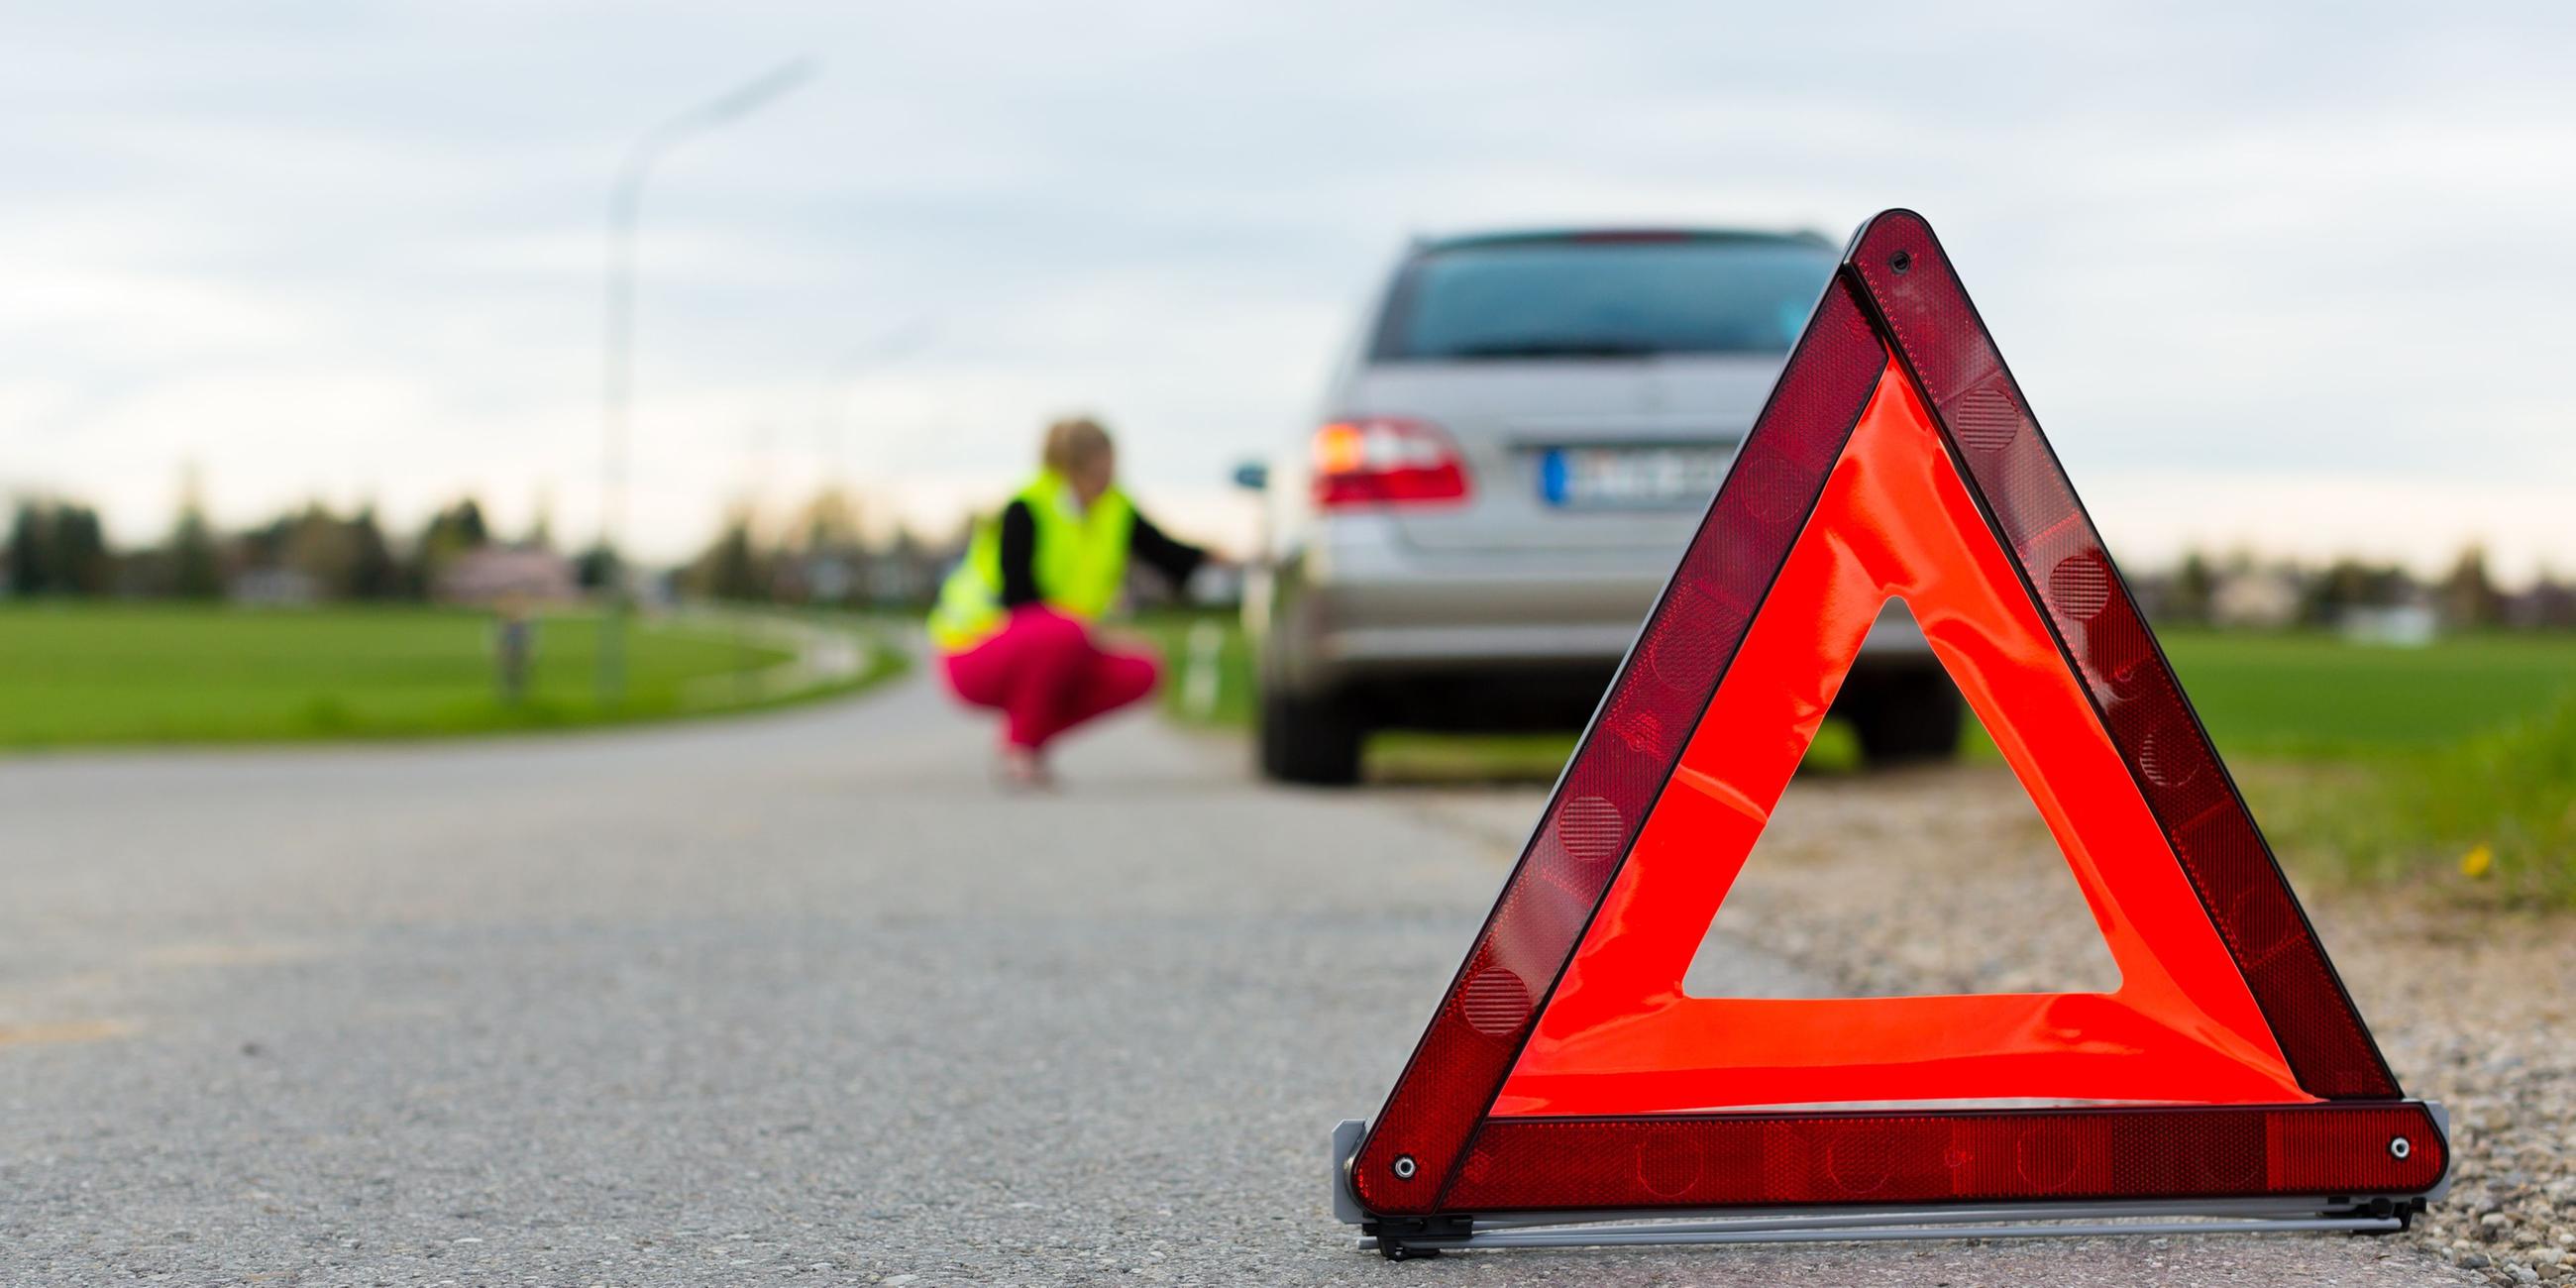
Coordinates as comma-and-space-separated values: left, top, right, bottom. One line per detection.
0, 679, 2468, 1285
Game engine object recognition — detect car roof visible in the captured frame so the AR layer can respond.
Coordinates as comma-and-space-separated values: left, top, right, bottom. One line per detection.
1412, 227, 1835, 254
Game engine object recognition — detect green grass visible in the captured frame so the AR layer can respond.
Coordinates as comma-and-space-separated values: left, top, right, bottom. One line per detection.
1140, 610, 2576, 769
1140, 608, 2576, 902
1950, 629, 2576, 763
2030, 630, 2576, 906
2147, 630, 2576, 758
0, 603, 903, 748
1135, 608, 1260, 727
2246, 694, 2576, 906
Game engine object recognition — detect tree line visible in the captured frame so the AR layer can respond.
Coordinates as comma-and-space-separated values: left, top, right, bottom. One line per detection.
0, 481, 959, 607
0, 483, 597, 602
8, 480, 2567, 628
676, 490, 955, 606
2137, 545, 2573, 631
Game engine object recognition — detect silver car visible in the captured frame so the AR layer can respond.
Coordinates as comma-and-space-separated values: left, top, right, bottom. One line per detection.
1238, 227, 1961, 785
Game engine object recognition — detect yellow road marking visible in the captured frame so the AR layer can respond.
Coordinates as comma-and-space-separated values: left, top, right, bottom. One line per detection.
0, 1019, 133, 1047
141, 941, 318, 968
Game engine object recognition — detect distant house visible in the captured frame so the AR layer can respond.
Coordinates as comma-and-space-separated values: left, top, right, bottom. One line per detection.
230, 567, 320, 606
862, 542, 954, 606
435, 546, 580, 606
795, 554, 858, 605
2506, 578, 2576, 630
2209, 569, 2302, 630
770, 553, 863, 605
1190, 560, 1245, 607
2339, 603, 2438, 648
1125, 559, 1244, 609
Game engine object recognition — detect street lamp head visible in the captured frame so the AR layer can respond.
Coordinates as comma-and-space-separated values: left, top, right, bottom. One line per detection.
699, 57, 819, 126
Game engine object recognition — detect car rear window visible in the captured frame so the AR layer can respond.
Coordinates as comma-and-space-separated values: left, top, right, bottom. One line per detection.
1370, 235, 1838, 361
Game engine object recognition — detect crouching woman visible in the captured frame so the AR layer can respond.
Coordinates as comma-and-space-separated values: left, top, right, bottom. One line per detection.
927, 416, 1210, 788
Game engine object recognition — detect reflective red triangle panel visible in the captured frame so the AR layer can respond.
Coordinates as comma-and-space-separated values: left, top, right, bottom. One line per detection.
1349, 211, 2430, 1221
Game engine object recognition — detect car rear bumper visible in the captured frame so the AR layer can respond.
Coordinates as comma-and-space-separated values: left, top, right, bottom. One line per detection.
1310, 611, 1932, 670
1310, 561, 1672, 666
1263, 524, 1933, 694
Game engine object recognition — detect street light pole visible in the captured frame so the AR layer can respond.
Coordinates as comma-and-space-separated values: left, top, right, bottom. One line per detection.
597, 57, 817, 707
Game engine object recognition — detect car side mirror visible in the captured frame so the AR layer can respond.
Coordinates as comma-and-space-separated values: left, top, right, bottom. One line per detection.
1232, 461, 1269, 491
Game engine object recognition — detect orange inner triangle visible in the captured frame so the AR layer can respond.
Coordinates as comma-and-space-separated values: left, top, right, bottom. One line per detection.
1494, 357, 2309, 1118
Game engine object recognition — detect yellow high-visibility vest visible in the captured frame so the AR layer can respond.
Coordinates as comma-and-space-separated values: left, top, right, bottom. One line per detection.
927, 471, 1134, 652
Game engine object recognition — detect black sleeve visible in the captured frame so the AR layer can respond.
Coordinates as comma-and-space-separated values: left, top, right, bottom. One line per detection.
996, 499, 1041, 608
1127, 511, 1208, 590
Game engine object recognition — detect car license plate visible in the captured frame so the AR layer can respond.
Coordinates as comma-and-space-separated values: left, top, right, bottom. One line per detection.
1538, 446, 1730, 509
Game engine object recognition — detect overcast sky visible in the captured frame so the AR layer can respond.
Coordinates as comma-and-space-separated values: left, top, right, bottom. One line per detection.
5, 1, 2572, 573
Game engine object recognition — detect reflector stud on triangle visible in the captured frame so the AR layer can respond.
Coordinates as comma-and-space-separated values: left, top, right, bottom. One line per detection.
1335, 210, 2445, 1258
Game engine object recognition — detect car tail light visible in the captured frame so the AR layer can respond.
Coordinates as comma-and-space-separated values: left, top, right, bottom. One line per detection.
1311, 417, 1469, 508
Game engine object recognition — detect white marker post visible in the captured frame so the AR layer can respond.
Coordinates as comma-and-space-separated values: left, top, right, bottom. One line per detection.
1182, 619, 1226, 721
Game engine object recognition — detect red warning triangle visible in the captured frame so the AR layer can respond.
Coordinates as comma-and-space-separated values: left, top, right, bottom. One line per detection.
1348, 211, 2443, 1228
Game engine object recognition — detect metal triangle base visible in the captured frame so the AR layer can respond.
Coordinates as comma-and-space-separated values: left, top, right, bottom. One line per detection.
1331, 1117, 2439, 1260
1359, 1203, 2411, 1258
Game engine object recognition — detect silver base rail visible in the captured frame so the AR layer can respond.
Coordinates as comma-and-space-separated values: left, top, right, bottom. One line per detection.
1331, 1116, 2444, 1258
1355, 1203, 2401, 1254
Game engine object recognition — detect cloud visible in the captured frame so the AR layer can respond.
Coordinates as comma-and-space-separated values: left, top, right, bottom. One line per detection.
0, 0, 2569, 573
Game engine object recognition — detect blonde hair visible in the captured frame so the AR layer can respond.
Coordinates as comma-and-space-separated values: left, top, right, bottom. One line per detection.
1041, 416, 1115, 476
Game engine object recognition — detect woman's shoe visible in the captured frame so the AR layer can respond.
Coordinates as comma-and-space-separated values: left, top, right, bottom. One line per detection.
996, 746, 1057, 793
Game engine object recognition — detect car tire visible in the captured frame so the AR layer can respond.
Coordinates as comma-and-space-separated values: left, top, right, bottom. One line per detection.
1258, 685, 1366, 786
1847, 669, 1965, 766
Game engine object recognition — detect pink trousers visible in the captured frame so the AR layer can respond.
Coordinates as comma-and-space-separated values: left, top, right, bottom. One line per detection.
939, 607, 1160, 751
